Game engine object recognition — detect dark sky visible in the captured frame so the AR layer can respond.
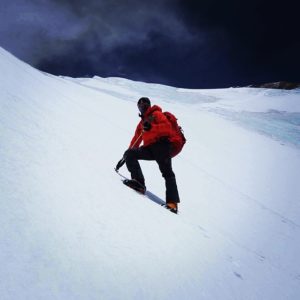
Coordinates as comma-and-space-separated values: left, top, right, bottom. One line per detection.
1, 0, 299, 88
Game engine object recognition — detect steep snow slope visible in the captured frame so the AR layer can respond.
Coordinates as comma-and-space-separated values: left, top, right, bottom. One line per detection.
1, 47, 300, 300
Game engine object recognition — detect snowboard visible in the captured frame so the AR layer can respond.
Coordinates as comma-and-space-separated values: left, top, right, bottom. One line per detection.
116, 171, 177, 213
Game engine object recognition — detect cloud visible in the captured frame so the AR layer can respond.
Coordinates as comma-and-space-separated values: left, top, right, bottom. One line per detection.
1, 0, 299, 88
55, 0, 197, 49
1, 0, 214, 85
0, 0, 198, 63
0, 0, 86, 62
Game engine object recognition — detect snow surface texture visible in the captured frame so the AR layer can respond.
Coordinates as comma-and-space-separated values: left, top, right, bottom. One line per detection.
1, 47, 300, 300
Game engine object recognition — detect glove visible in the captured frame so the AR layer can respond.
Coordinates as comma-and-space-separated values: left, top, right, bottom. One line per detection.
143, 121, 152, 131
115, 149, 129, 171
115, 157, 125, 171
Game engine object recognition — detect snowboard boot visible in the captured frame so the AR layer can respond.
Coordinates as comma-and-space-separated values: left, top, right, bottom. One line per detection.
166, 202, 178, 214
123, 179, 146, 194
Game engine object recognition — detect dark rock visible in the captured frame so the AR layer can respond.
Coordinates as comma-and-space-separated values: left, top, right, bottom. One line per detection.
250, 81, 300, 90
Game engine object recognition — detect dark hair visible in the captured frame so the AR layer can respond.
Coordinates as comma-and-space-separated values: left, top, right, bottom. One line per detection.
137, 97, 151, 106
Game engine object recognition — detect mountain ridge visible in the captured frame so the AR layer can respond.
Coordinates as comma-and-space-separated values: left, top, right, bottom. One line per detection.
1, 47, 300, 300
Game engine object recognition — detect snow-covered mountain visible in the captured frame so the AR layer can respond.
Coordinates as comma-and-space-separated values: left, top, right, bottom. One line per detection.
1, 47, 300, 300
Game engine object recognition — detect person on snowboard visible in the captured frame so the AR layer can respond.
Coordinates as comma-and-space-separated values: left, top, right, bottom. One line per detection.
122, 97, 180, 214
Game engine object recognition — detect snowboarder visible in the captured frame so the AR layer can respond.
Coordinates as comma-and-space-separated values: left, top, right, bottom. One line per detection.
122, 97, 181, 214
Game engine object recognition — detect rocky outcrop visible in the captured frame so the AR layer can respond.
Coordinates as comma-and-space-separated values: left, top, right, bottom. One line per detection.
250, 81, 300, 90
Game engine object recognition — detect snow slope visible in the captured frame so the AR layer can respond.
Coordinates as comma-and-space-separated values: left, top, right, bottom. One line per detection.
1, 47, 300, 300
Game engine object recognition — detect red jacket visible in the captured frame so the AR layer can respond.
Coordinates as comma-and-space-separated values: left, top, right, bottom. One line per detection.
129, 105, 173, 148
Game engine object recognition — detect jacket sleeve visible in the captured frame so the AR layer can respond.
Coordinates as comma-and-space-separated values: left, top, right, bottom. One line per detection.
129, 121, 143, 148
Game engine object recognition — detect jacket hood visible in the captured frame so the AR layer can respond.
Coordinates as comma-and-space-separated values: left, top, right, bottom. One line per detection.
141, 105, 162, 118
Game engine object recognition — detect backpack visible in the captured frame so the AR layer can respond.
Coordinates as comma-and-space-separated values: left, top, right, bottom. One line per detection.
163, 111, 186, 157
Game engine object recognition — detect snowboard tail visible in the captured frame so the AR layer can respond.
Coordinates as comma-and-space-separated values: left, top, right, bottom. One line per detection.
117, 171, 176, 214
123, 179, 146, 194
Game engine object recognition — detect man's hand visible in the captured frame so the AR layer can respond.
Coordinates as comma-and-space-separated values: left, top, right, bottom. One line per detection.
143, 121, 152, 131
115, 149, 130, 171
115, 157, 125, 171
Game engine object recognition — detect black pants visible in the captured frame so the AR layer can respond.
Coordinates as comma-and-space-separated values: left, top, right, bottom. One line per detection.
125, 140, 180, 203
